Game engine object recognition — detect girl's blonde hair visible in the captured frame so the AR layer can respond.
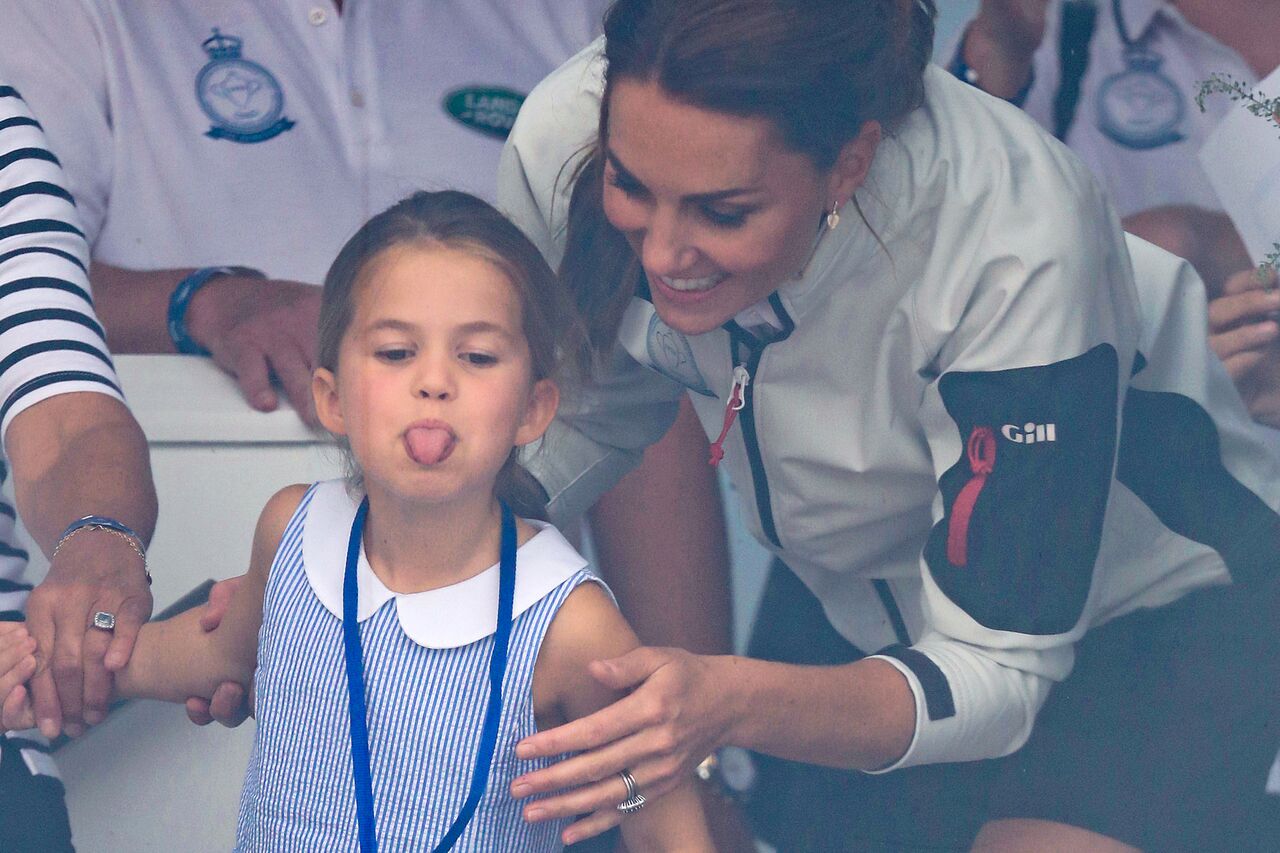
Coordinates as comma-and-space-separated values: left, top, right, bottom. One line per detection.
318, 190, 584, 519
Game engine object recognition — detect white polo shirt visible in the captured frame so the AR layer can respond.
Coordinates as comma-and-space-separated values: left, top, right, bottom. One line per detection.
978, 0, 1260, 218
0, 0, 611, 284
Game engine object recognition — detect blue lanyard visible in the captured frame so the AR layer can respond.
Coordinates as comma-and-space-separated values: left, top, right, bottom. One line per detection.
1112, 0, 1143, 51
342, 498, 518, 853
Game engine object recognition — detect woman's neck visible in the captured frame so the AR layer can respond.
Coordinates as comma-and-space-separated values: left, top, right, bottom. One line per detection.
361, 487, 505, 594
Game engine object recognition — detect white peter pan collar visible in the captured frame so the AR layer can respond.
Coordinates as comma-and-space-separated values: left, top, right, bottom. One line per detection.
301, 480, 589, 649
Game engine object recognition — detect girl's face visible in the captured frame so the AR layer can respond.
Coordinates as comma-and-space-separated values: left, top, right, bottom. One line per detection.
312, 244, 558, 507
602, 78, 880, 336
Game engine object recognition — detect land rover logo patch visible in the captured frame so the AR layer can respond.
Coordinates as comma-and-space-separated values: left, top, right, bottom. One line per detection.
443, 87, 525, 140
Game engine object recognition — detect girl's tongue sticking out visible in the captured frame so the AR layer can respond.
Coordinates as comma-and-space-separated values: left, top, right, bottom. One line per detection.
404, 425, 456, 466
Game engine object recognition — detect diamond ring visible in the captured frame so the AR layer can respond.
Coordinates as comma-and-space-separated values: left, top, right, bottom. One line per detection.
616, 768, 647, 814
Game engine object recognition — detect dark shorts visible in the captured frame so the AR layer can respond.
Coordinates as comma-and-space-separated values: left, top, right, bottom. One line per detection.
745, 561, 1280, 852
0, 735, 74, 852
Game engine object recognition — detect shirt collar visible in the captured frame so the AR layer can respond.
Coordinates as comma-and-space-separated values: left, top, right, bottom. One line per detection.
1119, 0, 1170, 41
301, 480, 589, 648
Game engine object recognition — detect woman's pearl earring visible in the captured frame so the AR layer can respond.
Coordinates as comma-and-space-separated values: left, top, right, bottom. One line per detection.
826, 201, 842, 231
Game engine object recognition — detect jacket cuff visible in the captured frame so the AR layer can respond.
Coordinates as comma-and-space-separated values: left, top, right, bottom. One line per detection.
866, 641, 1042, 772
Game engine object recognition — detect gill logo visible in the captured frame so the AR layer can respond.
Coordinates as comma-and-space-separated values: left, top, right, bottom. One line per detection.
1001, 422, 1057, 444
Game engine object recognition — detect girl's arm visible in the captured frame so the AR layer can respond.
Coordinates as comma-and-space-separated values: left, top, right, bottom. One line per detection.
113, 485, 308, 704
526, 582, 714, 851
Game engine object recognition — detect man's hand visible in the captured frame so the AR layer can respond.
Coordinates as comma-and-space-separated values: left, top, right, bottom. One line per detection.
23, 532, 152, 738
185, 275, 322, 425
1210, 268, 1280, 427
184, 575, 251, 728
965, 0, 1050, 98
974, 0, 1050, 60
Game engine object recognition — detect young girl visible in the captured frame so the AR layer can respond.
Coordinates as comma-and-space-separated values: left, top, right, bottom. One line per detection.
1, 190, 712, 851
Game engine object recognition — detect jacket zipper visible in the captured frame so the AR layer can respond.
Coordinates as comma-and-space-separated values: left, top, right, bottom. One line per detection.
731, 330, 783, 548
714, 294, 794, 550
708, 365, 750, 466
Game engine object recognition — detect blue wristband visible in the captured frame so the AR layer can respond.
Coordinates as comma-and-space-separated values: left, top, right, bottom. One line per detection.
53, 515, 151, 584
168, 266, 265, 355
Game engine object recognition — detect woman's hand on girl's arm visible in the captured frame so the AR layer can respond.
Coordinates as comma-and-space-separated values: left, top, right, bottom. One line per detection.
523, 583, 716, 849
185, 574, 252, 727
515, 647, 917, 833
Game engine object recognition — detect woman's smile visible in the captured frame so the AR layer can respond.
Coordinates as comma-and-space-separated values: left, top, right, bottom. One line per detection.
601, 77, 875, 336
649, 271, 732, 305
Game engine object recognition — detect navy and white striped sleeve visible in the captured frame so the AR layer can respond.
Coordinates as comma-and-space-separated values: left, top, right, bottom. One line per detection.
0, 86, 123, 443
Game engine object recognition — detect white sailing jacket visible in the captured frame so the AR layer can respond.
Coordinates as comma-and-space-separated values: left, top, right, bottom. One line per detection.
499, 42, 1280, 770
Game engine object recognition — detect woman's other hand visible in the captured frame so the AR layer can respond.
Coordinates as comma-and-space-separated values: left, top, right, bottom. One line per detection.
511, 647, 741, 829
184, 575, 251, 727
1210, 267, 1280, 427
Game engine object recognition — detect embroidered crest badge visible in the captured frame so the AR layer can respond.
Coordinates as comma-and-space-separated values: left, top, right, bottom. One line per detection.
1096, 49, 1185, 150
647, 314, 714, 397
195, 29, 295, 144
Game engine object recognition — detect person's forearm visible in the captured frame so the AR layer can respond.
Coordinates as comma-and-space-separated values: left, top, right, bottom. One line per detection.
720, 655, 915, 771
962, 14, 1038, 100
6, 394, 156, 556
89, 261, 195, 354
587, 397, 733, 655
1122, 206, 1251, 297
114, 611, 248, 703
115, 571, 263, 703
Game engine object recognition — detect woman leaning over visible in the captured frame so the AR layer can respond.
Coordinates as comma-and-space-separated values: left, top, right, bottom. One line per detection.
500, 0, 1280, 850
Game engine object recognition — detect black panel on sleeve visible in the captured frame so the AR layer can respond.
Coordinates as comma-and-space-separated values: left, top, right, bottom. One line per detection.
924, 344, 1118, 635
1117, 389, 1280, 587
876, 644, 956, 721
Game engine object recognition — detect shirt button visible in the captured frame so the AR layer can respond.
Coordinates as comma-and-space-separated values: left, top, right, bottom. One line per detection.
350, 89, 365, 108
308, 7, 328, 25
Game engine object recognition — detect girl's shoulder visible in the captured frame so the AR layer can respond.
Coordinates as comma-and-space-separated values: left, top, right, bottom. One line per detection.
532, 573, 637, 724
246, 482, 320, 583
263, 483, 315, 525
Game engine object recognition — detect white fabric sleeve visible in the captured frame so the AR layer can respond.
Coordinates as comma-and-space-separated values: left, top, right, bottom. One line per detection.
0, 0, 114, 246
870, 148, 1142, 770
499, 42, 683, 525
0, 89, 123, 444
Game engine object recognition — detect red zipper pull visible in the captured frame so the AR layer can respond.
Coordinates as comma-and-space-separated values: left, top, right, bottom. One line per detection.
946, 426, 997, 567
708, 365, 751, 467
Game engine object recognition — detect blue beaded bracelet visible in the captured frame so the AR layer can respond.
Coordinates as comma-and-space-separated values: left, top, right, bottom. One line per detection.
168, 266, 265, 355
53, 515, 151, 585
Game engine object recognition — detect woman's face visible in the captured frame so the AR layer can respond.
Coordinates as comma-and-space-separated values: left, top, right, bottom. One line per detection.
602, 78, 876, 336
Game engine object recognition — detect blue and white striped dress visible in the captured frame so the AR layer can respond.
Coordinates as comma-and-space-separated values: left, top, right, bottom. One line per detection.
237, 480, 601, 851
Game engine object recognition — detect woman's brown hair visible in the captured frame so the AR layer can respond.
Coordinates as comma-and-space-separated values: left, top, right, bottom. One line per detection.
561, 0, 937, 352
318, 190, 583, 519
